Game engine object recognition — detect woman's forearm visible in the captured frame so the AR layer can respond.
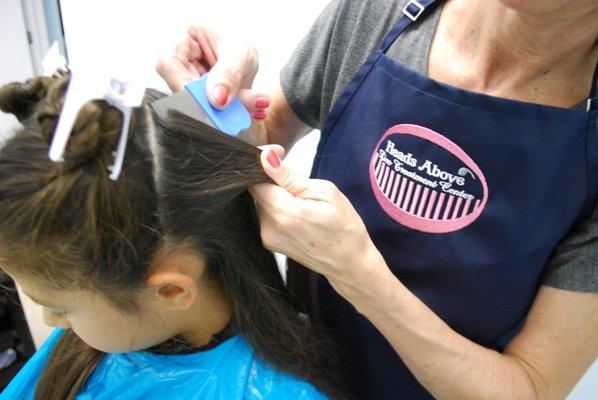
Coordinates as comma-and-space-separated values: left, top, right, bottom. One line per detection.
250, 151, 596, 400
330, 248, 540, 400
263, 86, 312, 151
240, 86, 310, 149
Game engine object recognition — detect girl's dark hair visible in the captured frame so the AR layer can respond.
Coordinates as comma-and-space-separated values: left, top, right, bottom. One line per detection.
0, 75, 346, 399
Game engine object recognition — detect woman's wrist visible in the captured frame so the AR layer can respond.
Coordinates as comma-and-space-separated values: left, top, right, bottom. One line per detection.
327, 241, 399, 315
238, 121, 269, 146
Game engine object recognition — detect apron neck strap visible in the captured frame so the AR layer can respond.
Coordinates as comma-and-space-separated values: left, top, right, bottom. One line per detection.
382, 1, 598, 112
380, 0, 440, 54
588, 63, 598, 111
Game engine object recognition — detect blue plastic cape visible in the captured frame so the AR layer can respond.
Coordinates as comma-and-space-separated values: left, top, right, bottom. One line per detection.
0, 329, 328, 399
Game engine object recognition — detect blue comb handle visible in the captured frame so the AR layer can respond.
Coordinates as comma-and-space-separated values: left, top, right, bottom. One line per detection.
185, 75, 251, 137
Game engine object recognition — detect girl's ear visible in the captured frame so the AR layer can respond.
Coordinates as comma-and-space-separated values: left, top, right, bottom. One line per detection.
146, 252, 205, 311
0, 77, 56, 122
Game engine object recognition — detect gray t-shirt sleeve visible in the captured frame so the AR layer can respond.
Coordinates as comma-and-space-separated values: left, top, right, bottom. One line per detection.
280, 0, 351, 129
280, 0, 418, 129
543, 205, 598, 292
280, 0, 598, 293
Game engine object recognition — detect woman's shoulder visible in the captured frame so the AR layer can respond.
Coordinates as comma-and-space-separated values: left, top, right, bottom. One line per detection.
281, 0, 407, 129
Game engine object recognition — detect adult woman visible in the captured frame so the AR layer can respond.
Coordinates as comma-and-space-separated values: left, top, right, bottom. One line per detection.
158, 0, 598, 398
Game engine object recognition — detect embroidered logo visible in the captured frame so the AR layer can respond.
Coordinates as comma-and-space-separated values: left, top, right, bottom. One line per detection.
369, 124, 488, 233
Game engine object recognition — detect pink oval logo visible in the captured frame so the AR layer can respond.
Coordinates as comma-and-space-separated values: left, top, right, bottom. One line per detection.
369, 124, 488, 233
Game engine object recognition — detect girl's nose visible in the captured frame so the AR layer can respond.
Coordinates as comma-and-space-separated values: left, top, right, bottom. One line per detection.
43, 308, 71, 329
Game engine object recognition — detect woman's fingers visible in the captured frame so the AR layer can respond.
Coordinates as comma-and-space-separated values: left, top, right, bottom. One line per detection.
250, 151, 373, 280
205, 40, 259, 109
258, 144, 285, 160
156, 37, 204, 92
238, 90, 270, 120
249, 182, 295, 215
157, 25, 259, 106
258, 147, 315, 197
158, 59, 197, 91
257, 146, 338, 202
177, 37, 203, 66
187, 26, 218, 68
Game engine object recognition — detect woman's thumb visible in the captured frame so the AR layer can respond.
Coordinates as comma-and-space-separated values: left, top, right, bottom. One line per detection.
206, 43, 258, 109
206, 66, 237, 109
259, 145, 311, 197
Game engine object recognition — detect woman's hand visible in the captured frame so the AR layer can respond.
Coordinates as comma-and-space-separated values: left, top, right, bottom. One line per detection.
251, 148, 598, 400
250, 145, 389, 295
156, 26, 270, 123
156, 26, 315, 149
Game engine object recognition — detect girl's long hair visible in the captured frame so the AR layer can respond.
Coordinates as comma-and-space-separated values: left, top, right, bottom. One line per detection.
0, 75, 346, 399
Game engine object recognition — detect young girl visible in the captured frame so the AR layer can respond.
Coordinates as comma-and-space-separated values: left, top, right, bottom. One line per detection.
0, 74, 345, 399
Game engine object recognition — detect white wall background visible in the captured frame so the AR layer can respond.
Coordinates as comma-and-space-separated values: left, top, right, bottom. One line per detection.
59, 0, 329, 95
0, 0, 34, 145
0, 0, 595, 398
0, 0, 56, 349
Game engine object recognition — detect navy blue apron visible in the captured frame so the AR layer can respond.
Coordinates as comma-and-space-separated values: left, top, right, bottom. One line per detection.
307, 0, 598, 398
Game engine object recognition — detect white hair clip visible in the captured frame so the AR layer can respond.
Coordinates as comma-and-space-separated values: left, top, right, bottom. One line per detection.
105, 78, 145, 180
47, 65, 145, 180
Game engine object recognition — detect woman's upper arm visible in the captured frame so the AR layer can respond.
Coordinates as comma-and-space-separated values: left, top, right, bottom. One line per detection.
504, 285, 598, 399
264, 84, 313, 151
268, 0, 372, 149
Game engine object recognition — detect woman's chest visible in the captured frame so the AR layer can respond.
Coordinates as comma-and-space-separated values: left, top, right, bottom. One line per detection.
426, 14, 594, 109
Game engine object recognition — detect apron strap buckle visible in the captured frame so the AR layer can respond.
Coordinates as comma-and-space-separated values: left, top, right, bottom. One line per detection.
402, 0, 425, 21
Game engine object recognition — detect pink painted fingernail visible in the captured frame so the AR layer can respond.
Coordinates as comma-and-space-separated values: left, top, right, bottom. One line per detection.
212, 84, 228, 106
254, 111, 266, 120
266, 150, 281, 169
255, 96, 270, 109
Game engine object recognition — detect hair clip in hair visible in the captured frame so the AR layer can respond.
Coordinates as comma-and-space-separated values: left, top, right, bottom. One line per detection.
48, 73, 145, 181
104, 77, 145, 180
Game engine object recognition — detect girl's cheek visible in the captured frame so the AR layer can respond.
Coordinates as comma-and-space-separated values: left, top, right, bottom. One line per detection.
70, 325, 102, 350
70, 320, 127, 352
